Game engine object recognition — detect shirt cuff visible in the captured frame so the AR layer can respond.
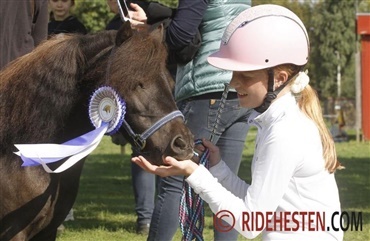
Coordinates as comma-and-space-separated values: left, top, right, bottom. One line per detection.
185, 164, 215, 194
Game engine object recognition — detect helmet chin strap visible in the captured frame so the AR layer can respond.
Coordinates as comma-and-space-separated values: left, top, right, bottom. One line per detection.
254, 68, 289, 113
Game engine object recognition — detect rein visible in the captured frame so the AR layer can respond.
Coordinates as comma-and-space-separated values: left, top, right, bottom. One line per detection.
180, 139, 209, 241
179, 84, 230, 241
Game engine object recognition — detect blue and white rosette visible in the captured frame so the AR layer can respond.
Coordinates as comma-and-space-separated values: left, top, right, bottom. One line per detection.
14, 86, 126, 173
89, 86, 126, 135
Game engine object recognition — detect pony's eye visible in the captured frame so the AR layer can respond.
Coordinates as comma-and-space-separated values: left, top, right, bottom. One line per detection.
137, 82, 144, 89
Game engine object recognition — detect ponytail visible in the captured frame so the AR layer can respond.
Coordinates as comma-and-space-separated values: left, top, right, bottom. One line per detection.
298, 86, 343, 173
276, 64, 343, 173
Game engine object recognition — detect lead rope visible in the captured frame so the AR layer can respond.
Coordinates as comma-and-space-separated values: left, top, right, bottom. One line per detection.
179, 84, 230, 241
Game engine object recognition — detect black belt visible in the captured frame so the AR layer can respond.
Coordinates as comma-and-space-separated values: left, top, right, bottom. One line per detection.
190, 91, 238, 100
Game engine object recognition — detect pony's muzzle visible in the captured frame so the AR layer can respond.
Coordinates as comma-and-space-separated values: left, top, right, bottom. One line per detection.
169, 134, 194, 161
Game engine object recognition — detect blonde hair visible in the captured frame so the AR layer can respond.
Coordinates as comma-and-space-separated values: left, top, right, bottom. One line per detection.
276, 64, 343, 173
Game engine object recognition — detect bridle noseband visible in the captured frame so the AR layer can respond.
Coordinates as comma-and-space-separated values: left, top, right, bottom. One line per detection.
120, 110, 184, 151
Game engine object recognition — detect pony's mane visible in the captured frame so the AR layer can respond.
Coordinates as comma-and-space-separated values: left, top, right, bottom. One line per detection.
0, 31, 116, 154
0, 27, 170, 156
110, 30, 169, 92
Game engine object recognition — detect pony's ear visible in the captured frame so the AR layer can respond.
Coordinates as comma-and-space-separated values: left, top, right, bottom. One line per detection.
149, 23, 165, 43
115, 21, 134, 46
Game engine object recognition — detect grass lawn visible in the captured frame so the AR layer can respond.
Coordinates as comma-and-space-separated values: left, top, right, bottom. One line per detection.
57, 128, 370, 241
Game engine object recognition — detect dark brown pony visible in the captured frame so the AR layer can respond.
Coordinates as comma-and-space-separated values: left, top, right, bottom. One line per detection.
0, 22, 194, 241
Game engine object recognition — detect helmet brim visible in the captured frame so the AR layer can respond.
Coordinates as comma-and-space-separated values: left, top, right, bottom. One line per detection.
207, 51, 266, 72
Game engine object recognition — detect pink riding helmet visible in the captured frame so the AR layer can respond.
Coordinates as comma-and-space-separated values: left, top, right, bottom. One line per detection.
207, 4, 310, 71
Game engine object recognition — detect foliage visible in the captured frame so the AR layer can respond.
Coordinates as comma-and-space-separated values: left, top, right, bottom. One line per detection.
310, 0, 357, 99
358, 0, 370, 12
156, 0, 178, 7
73, 0, 115, 33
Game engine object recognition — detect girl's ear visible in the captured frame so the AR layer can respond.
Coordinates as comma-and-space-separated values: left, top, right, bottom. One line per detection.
275, 70, 289, 88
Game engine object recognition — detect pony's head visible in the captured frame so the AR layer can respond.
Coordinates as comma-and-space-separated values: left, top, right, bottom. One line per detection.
105, 22, 195, 165
0, 21, 194, 166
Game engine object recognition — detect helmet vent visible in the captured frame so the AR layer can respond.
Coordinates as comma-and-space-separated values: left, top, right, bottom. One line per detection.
265, 59, 269, 63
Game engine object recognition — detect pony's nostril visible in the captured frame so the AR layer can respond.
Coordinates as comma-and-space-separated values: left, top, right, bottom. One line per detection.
168, 135, 194, 161
172, 136, 187, 150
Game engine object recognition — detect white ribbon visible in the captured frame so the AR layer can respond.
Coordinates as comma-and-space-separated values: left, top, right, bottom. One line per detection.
14, 123, 108, 173
291, 70, 310, 94
14, 86, 125, 173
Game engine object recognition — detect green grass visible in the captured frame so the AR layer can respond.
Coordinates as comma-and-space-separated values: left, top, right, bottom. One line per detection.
57, 128, 370, 241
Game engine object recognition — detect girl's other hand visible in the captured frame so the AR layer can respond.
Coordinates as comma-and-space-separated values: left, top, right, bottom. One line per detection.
201, 138, 221, 167
191, 138, 222, 167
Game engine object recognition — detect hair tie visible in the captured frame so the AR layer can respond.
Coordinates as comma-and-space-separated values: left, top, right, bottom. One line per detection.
291, 70, 309, 93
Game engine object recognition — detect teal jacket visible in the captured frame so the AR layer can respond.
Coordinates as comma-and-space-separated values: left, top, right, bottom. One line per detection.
175, 0, 251, 102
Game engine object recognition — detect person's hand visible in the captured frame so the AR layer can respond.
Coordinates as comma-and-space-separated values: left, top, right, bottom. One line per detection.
132, 155, 199, 177
129, 3, 149, 31
129, 3, 147, 22
196, 138, 222, 167
130, 19, 149, 31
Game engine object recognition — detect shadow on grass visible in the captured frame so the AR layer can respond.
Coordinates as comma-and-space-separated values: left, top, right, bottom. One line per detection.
64, 153, 140, 232
336, 157, 370, 214
62, 218, 136, 233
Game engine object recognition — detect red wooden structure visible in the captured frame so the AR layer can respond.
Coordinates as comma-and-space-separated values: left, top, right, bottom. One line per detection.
357, 13, 370, 141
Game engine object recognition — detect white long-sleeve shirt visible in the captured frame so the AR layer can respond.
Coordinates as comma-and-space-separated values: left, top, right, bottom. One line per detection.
186, 93, 343, 241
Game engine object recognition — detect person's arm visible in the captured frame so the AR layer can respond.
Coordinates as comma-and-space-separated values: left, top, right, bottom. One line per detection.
129, 0, 207, 63
165, 0, 207, 50
186, 128, 300, 239
208, 160, 250, 199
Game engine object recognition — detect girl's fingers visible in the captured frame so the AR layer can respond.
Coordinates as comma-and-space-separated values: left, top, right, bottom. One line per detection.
202, 138, 217, 151
163, 156, 179, 166
131, 156, 176, 177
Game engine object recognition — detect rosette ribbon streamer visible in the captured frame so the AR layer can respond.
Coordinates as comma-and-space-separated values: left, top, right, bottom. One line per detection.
15, 124, 109, 173
14, 86, 126, 173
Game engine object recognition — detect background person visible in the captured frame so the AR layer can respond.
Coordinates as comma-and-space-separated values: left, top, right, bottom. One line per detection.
130, 0, 252, 240
132, 4, 344, 241
106, 0, 123, 30
0, 0, 48, 70
48, 0, 87, 36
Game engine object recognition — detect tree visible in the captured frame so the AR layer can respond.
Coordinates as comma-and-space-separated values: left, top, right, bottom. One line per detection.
157, 0, 178, 7
310, 0, 357, 99
73, 0, 115, 33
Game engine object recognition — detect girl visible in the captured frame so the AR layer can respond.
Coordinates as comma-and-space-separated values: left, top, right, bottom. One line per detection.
48, 0, 87, 36
132, 4, 344, 241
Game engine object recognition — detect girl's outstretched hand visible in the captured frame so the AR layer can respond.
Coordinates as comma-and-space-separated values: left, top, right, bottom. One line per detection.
131, 155, 199, 177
